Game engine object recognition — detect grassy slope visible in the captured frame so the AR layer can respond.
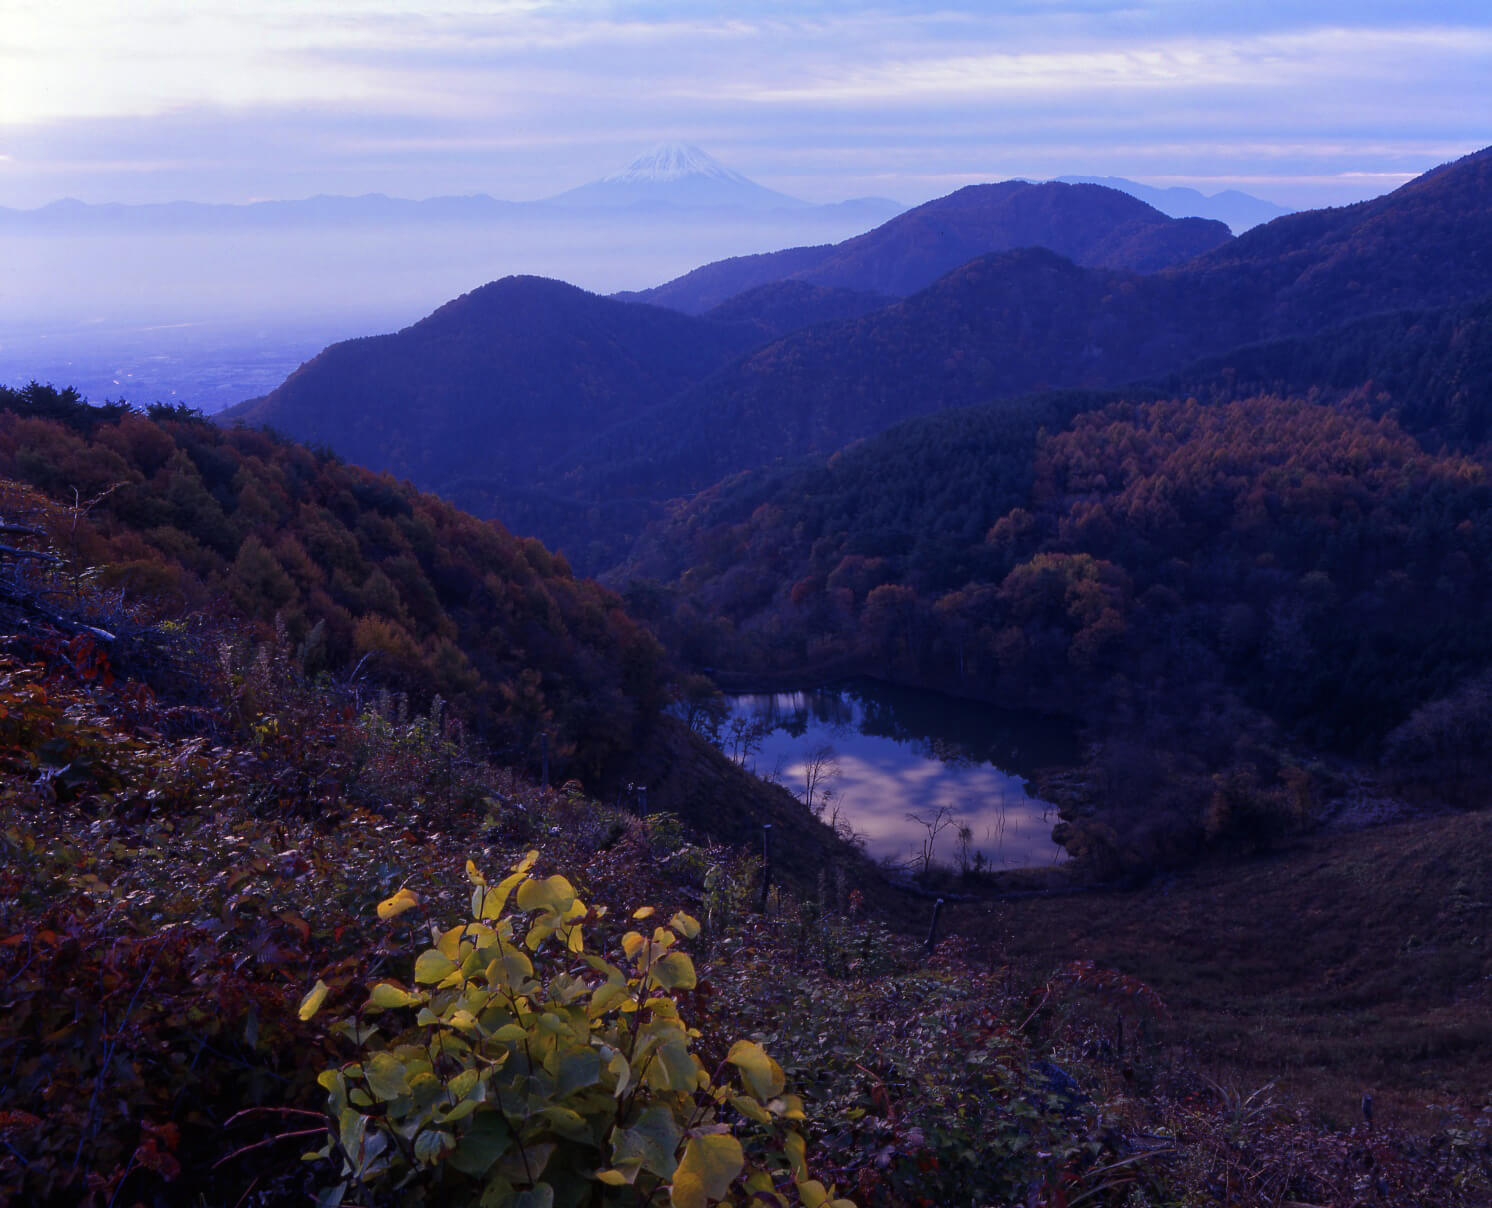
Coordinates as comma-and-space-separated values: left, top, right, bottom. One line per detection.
963, 811, 1492, 1126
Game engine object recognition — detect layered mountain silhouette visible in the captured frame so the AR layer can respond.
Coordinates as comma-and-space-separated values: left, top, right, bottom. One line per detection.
224, 277, 764, 491
1054, 176, 1293, 232
554, 147, 1492, 506
228, 148, 1492, 570
617, 180, 1232, 313
227, 177, 1227, 501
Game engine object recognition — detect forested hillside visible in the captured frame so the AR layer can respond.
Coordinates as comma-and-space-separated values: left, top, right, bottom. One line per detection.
224, 276, 766, 499
0, 382, 668, 781
4, 384, 1488, 1208
219, 149, 1492, 576
620, 389, 1492, 870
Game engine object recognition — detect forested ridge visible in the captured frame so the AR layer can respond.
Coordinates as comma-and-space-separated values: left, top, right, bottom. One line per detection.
547, 147, 1492, 543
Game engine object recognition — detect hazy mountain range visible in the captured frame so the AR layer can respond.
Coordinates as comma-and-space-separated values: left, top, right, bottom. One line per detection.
224, 146, 1492, 575
1053, 175, 1293, 232
0, 144, 903, 230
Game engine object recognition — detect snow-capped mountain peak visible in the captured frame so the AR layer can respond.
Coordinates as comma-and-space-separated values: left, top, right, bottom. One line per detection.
601, 143, 751, 186
548, 143, 809, 211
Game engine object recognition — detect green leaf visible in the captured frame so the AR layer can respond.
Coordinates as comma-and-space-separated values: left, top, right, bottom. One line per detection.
299, 978, 330, 1021
672, 1134, 743, 1208
447, 1110, 513, 1177
612, 1104, 682, 1179
652, 952, 696, 990
364, 1051, 410, 1101
366, 982, 420, 1010
726, 1040, 784, 1101
414, 1128, 455, 1165
414, 950, 460, 985
556, 1047, 601, 1099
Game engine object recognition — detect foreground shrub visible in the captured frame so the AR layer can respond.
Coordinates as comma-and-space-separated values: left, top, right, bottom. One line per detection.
306, 851, 853, 1208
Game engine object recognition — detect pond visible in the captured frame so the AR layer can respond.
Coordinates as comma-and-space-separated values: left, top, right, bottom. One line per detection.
724, 680, 1078, 872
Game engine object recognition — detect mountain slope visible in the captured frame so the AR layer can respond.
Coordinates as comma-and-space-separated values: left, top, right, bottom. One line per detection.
558, 147, 1492, 508
620, 180, 1233, 313
701, 279, 896, 340
224, 276, 767, 492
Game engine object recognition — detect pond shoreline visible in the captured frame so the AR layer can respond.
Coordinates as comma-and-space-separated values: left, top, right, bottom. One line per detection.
723, 678, 1077, 874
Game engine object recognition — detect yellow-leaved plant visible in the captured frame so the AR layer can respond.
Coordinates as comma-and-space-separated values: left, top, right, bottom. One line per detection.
303, 851, 854, 1208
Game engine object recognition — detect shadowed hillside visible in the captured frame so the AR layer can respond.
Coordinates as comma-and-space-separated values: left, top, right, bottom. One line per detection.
223, 276, 767, 493
619, 179, 1231, 313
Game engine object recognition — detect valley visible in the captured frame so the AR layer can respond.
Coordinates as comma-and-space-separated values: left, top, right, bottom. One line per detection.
4, 141, 1492, 1206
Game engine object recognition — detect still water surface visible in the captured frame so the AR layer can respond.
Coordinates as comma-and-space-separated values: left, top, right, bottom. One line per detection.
726, 680, 1077, 871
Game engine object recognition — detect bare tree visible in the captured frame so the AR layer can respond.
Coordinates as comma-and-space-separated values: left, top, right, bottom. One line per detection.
800, 742, 840, 816
724, 714, 771, 768
906, 804, 957, 878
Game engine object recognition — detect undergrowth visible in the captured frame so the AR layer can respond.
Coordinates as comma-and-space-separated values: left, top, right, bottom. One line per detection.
0, 504, 1488, 1206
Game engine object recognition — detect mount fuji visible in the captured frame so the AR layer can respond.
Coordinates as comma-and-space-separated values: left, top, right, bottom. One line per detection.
548, 143, 895, 217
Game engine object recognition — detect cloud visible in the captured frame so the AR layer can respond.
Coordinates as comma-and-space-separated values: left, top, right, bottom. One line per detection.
2, 3, 1489, 208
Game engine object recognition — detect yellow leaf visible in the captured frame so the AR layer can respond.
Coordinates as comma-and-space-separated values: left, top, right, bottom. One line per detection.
376, 887, 419, 920
672, 1134, 743, 1208
798, 1181, 829, 1208
632, 906, 656, 920
726, 1040, 785, 1101
668, 911, 701, 939
465, 859, 485, 885
783, 1130, 806, 1180
730, 1094, 771, 1125
479, 869, 527, 920
298, 978, 330, 1021
595, 1168, 635, 1186
517, 874, 576, 916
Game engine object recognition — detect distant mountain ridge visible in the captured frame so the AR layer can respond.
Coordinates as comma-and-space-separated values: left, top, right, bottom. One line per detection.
547, 142, 813, 212
226, 146, 1492, 572
0, 144, 905, 230
1055, 175, 1293, 232
617, 180, 1233, 313
563, 149, 1492, 512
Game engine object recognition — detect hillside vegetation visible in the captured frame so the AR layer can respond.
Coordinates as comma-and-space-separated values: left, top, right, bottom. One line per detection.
1, 438, 1487, 1207
620, 389, 1492, 871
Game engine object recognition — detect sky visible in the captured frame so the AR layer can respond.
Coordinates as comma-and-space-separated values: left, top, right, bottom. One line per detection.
4, 0, 1491, 211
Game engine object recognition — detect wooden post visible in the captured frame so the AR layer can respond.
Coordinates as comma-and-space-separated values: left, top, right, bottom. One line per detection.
924, 898, 945, 953
759, 824, 773, 913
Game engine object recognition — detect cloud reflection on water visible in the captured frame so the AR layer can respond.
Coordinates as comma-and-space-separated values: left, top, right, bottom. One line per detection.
733, 684, 1070, 871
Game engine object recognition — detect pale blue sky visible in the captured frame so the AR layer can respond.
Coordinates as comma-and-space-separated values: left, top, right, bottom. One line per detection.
3, 1, 1490, 208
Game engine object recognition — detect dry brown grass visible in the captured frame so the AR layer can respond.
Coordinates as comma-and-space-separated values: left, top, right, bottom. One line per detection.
947, 811, 1492, 1130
